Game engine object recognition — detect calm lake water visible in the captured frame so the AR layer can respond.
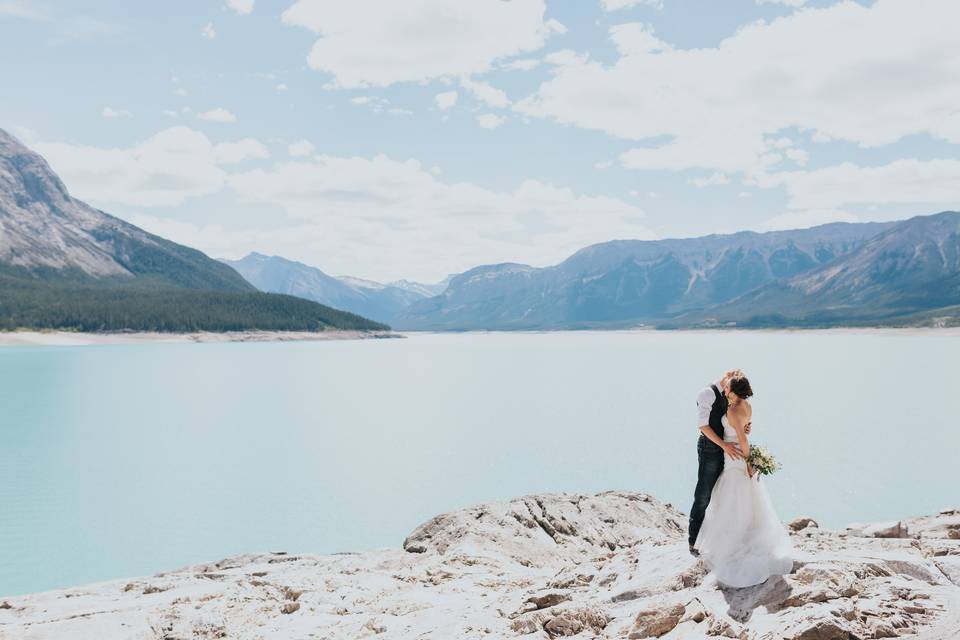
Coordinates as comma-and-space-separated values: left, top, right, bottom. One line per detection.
1, 330, 957, 596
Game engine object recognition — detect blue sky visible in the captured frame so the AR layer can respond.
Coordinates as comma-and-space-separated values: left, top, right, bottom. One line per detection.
1, 0, 958, 282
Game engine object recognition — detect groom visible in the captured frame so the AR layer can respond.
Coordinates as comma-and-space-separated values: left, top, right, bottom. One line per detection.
688, 369, 751, 556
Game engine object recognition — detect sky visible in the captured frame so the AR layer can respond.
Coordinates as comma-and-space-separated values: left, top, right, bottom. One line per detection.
1, 0, 959, 283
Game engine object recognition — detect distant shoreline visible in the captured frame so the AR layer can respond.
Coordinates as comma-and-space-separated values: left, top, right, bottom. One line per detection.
0, 329, 401, 347
399, 326, 960, 336
1, 326, 957, 348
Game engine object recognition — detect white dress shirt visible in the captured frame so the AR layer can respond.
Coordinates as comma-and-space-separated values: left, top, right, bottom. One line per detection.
697, 380, 725, 430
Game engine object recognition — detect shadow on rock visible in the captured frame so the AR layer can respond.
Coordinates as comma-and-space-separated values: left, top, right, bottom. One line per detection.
719, 575, 793, 623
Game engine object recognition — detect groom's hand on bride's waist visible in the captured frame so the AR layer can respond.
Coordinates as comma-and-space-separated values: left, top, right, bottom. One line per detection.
722, 443, 744, 460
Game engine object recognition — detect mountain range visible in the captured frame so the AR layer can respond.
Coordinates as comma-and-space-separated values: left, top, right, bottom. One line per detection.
222, 253, 450, 325
223, 212, 960, 331
0, 128, 386, 332
390, 213, 960, 330
4, 126, 957, 333
673, 211, 960, 328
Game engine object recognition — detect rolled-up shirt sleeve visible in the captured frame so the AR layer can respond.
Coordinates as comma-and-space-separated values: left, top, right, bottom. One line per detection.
696, 387, 714, 431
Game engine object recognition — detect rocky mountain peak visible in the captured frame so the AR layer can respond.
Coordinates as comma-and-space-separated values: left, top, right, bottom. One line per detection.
0, 129, 71, 211
0, 128, 253, 291
0, 129, 134, 278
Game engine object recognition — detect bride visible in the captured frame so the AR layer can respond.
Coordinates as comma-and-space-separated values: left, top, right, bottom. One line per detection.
694, 374, 794, 588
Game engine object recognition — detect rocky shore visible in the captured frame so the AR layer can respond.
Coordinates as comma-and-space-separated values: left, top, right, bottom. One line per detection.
2, 491, 958, 639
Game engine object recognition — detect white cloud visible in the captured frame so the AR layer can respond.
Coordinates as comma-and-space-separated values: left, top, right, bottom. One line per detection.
503, 58, 540, 71
761, 209, 858, 232
688, 172, 730, 187
350, 95, 386, 111
11, 126, 36, 143
212, 138, 270, 164
757, 158, 960, 211
516, 0, 960, 175
276, 83, 288, 91
477, 114, 505, 129
756, 0, 806, 7
348, 95, 409, 115
162, 110, 178, 117
0, 1, 48, 19
281, 0, 564, 88
767, 137, 793, 150
545, 19, 566, 35
101, 106, 132, 119
287, 139, 315, 157
600, 0, 663, 11
434, 91, 458, 110
211, 154, 653, 281
543, 49, 588, 66
784, 147, 808, 166
125, 214, 268, 262
608, 22, 671, 57
810, 131, 831, 144
201, 22, 216, 39
174, 87, 189, 97
197, 107, 237, 123
594, 160, 613, 170
225, 0, 254, 15
33, 127, 228, 207
460, 77, 510, 108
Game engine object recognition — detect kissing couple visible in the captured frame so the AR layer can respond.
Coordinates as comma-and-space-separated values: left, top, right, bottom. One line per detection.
688, 370, 795, 588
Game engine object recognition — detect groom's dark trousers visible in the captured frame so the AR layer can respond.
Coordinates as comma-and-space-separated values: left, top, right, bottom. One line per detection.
688, 384, 728, 547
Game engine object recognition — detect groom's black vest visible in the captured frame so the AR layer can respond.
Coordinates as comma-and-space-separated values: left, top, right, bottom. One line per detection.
703, 384, 728, 450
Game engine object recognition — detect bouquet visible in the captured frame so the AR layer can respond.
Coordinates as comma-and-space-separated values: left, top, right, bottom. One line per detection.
746, 444, 781, 477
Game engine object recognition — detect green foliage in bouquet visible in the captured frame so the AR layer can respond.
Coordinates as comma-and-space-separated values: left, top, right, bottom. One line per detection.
746, 444, 782, 476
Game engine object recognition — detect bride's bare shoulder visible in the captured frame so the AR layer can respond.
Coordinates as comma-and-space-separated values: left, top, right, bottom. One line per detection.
730, 400, 752, 419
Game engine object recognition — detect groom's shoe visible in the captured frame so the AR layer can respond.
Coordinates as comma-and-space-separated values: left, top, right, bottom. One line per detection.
688, 545, 700, 557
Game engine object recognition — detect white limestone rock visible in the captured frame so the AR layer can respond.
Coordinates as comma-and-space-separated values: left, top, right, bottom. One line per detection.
2, 492, 959, 640
861, 520, 910, 539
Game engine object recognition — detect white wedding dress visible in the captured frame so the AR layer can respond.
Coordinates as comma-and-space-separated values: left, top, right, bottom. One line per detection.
694, 414, 794, 588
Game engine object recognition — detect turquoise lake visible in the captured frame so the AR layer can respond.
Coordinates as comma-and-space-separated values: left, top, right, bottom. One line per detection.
1, 330, 957, 597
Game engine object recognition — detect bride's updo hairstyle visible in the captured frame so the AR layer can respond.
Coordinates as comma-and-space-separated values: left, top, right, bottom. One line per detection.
729, 375, 754, 399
